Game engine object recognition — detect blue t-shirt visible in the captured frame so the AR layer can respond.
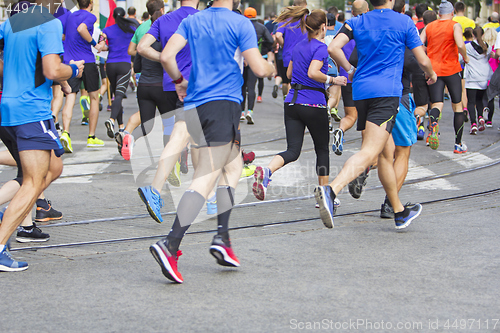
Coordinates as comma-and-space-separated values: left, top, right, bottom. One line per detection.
276, 20, 308, 67
103, 24, 135, 63
346, 9, 422, 100
0, 13, 64, 126
147, 6, 199, 91
285, 39, 328, 105
63, 10, 96, 63
175, 7, 258, 109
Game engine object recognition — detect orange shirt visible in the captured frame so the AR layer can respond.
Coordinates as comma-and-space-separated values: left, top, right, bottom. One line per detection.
426, 19, 462, 77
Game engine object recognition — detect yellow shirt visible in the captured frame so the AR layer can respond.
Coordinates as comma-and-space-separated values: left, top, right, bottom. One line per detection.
483, 22, 500, 29
453, 15, 476, 32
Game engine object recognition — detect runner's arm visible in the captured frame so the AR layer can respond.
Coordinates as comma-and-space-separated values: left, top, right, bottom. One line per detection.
77, 23, 93, 43
137, 34, 161, 62
275, 31, 284, 48
97, 32, 108, 52
287, 60, 293, 79
242, 48, 276, 78
161, 33, 188, 101
308, 59, 346, 86
328, 29, 354, 80
454, 23, 469, 63
410, 45, 437, 85
42, 54, 84, 82
419, 27, 427, 45
128, 41, 137, 56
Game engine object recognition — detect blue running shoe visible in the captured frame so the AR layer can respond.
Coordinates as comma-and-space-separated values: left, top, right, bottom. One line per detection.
314, 185, 335, 228
0, 247, 28, 272
252, 166, 272, 201
207, 199, 217, 215
394, 203, 422, 230
417, 126, 425, 141
138, 186, 164, 223
332, 128, 344, 156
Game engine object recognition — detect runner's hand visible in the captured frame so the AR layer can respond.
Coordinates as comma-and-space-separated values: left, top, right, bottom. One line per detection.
348, 68, 356, 82
463, 55, 470, 64
426, 72, 437, 85
335, 76, 347, 86
61, 81, 72, 95
69, 60, 85, 78
175, 79, 188, 102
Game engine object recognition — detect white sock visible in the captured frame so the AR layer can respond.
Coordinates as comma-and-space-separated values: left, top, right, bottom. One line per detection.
0, 245, 5, 252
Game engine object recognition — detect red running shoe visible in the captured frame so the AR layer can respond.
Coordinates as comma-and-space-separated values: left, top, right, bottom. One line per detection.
121, 134, 134, 161
150, 239, 183, 283
242, 150, 255, 164
256, 96, 262, 103
210, 235, 240, 267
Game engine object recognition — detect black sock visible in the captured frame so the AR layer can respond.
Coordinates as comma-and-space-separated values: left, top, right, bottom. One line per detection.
454, 112, 465, 144
394, 208, 407, 219
429, 108, 440, 124
23, 224, 34, 230
166, 190, 205, 251
88, 135, 96, 139
36, 198, 49, 209
216, 186, 235, 238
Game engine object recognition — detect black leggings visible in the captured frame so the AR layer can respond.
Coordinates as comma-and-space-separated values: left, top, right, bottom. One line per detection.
429, 73, 462, 104
136, 86, 179, 138
241, 66, 257, 111
258, 78, 264, 97
107, 62, 131, 126
466, 88, 485, 124
278, 103, 330, 176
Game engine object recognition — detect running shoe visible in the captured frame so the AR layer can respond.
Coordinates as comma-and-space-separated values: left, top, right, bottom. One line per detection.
417, 125, 425, 141
242, 150, 255, 164
107, 105, 111, 112
60, 131, 73, 153
104, 119, 115, 139
348, 166, 370, 199
256, 96, 262, 103
315, 197, 341, 211
444, 93, 450, 100
252, 166, 272, 201
80, 95, 90, 120
121, 133, 135, 161
179, 146, 189, 174
330, 107, 341, 122
167, 162, 181, 187
206, 199, 217, 215
428, 122, 439, 150
246, 111, 254, 125
87, 136, 104, 147
329, 120, 333, 134
55, 122, 62, 137
16, 223, 50, 243
240, 111, 246, 122
35, 199, 63, 222
470, 123, 477, 135
395, 203, 422, 230
210, 235, 240, 267
150, 238, 183, 283
380, 201, 394, 219
241, 165, 256, 178
425, 132, 430, 146
314, 185, 335, 228
486, 121, 493, 128
272, 84, 279, 98
138, 186, 164, 223
454, 142, 468, 154
478, 117, 485, 132
0, 247, 28, 272
331, 128, 344, 156
463, 108, 469, 122
115, 131, 124, 156
483, 107, 489, 120
81, 117, 89, 125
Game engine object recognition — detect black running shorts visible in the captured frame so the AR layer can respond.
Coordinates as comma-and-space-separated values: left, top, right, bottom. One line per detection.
354, 97, 399, 133
68, 63, 100, 93
412, 74, 430, 107
428, 72, 462, 104
341, 83, 355, 107
185, 100, 241, 148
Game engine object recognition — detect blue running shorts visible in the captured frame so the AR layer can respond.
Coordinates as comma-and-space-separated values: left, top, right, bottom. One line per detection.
392, 94, 417, 147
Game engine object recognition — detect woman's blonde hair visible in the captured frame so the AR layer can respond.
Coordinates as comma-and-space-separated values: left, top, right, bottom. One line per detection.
275, 8, 326, 40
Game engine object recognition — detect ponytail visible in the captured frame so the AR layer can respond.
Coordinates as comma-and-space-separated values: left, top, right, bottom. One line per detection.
113, 7, 138, 33
473, 26, 488, 53
275, 7, 326, 41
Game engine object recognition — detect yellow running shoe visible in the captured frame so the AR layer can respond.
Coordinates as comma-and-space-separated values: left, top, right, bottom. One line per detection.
241, 165, 256, 178
60, 131, 73, 153
167, 161, 181, 187
87, 136, 104, 147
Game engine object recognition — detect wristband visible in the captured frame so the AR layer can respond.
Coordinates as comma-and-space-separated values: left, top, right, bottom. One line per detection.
325, 76, 331, 85
172, 74, 184, 84
347, 65, 356, 75
90, 39, 97, 47
70, 64, 79, 78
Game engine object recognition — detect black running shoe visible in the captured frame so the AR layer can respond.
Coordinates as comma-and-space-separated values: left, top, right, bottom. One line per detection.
395, 203, 422, 229
380, 202, 394, 219
16, 223, 50, 243
272, 84, 279, 99
348, 167, 370, 199
35, 199, 63, 222
115, 132, 124, 156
